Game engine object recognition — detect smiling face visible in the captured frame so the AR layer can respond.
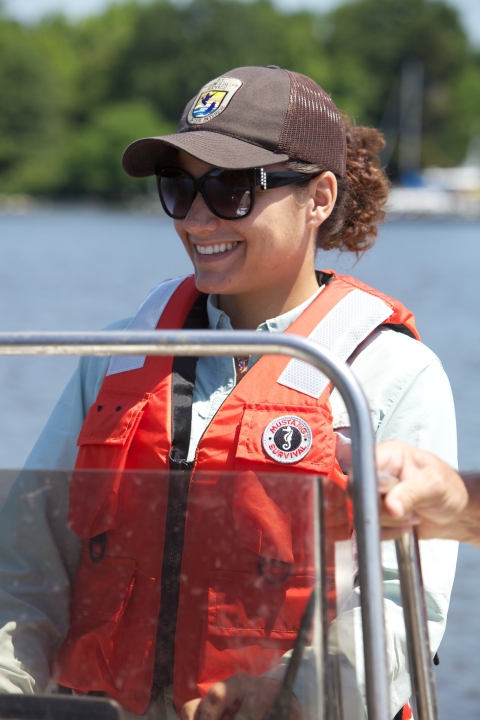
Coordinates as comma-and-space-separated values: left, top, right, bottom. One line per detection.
173, 151, 336, 328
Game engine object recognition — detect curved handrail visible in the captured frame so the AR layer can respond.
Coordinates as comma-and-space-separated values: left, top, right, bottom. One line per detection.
0, 329, 392, 719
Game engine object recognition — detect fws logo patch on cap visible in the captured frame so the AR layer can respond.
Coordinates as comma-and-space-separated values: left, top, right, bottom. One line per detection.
262, 415, 312, 464
188, 77, 242, 125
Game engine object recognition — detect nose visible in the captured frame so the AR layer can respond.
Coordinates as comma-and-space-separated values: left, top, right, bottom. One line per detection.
182, 191, 220, 235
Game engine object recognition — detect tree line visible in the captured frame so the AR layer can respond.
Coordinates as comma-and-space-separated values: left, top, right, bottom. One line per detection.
0, 0, 479, 199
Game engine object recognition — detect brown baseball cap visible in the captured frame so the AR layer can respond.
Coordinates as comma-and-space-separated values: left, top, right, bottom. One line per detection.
122, 66, 347, 178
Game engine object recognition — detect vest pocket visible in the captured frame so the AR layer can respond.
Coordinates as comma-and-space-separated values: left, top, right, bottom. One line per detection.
235, 403, 337, 475
206, 571, 314, 639
70, 390, 151, 538
233, 471, 294, 564
71, 551, 136, 623
55, 551, 137, 693
197, 570, 314, 688
77, 388, 151, 447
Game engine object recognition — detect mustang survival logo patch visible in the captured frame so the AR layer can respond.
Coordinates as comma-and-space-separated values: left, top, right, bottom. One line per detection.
262, 415, 312, 464
187, 77, 242, 125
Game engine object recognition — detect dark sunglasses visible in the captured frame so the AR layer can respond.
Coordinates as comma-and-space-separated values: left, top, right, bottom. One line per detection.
155, 166, 314, 221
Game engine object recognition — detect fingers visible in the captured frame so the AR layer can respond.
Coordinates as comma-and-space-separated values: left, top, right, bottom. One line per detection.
183, 676, 244, 720
182, 675, 289, 720
376, 440, 469, 541
379, 497, 421, 541
376, 441, 408, 482
377, 470, 412, 520
377, 470, 400, 495
182, 699, 202, 720
231, 676, 281, 720
376, 441, 450, 519
383, 480, 426, 520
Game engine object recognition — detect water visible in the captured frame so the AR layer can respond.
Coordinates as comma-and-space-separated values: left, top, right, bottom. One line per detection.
0, 207, 480, 716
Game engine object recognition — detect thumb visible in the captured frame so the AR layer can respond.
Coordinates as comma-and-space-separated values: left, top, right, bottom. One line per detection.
376, 441, 409, 480
383, 480, 422, 520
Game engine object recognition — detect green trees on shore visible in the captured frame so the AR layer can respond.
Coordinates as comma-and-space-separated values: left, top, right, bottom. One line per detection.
0, 0, 479, 198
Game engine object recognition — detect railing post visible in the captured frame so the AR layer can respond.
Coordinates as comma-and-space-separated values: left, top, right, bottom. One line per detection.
396, 532, 439, 720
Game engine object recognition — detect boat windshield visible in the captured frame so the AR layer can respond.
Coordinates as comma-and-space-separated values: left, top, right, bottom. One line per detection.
0, 469, 364, 720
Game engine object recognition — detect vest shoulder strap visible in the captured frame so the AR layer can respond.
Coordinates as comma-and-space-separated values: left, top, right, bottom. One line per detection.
277, 271, 419, 399
106, 275, 195, 376
330, 271, 420, 340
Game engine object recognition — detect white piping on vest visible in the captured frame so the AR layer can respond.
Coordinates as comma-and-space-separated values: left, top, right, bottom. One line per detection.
277, 288, 394, 399
106, 276, 187, 376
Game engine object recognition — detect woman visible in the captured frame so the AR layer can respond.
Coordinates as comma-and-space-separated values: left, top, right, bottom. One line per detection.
0, 66, 457, 720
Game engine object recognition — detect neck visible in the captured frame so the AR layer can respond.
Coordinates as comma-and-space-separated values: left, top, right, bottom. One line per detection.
218, 272, 320, 330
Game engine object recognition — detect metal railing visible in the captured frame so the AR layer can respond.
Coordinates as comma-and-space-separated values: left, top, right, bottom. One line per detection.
0, 330, 438, 720
396, 532, 439, 719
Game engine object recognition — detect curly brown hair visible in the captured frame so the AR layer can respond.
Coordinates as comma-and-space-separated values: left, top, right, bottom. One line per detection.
287, 115, 389, 255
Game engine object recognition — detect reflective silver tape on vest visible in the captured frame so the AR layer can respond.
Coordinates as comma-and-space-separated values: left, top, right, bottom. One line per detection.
106, 276, 187, 376
277, 289, 393, 399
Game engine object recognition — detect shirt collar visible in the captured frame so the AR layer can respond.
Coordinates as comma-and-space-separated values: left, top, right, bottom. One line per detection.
206, 284, 324, 333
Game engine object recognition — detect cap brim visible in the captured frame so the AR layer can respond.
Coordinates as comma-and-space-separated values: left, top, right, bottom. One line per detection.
122, 130, 290, 177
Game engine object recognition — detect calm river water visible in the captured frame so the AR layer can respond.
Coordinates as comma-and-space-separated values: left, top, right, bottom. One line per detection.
0, 207, 479, 716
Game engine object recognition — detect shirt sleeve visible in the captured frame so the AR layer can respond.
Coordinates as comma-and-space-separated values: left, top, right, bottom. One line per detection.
0, 325, 121, 693
24, 353, 113, 472
327, 328, 458, 716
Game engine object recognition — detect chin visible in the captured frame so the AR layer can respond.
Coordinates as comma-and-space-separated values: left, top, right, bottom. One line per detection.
193, 270, 239, 296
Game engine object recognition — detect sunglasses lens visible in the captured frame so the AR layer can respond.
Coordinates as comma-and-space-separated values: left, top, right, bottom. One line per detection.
203, 169, 252, 219
158, 169, 195, 219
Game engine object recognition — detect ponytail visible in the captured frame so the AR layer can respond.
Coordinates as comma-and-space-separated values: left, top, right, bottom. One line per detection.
287, 115, 389, 255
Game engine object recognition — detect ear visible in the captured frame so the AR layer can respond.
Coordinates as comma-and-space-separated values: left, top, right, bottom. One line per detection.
306, 171, 337, 229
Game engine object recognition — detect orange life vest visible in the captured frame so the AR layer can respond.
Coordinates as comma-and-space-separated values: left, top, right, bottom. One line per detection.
54, 272, 419, 715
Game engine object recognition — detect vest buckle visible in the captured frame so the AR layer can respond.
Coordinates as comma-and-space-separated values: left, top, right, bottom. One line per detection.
89, 532, 107, 564
258, 556, 292, 584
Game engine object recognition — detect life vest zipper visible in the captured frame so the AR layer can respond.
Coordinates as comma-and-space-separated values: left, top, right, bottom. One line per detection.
153, 457, 193, 689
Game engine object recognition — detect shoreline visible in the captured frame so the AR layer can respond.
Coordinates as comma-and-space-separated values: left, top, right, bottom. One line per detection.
1, 193, 480, 221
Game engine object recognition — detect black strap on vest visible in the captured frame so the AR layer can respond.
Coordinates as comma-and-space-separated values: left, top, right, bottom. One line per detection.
316, 269, 335, 286
385, 322, 416, 340
153, 292, 208, 691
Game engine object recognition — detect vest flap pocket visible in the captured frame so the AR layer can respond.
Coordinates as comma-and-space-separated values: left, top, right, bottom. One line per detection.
233, 471, 294, 564
78, 389, 151, 446
235, 404, 336, 473
56, 552, 137, 699
71, 551, 136, 623
207, 571, 314, 639
73, 391, 151, 537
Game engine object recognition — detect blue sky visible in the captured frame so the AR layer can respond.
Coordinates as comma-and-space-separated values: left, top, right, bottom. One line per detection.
4, 0, 480, 46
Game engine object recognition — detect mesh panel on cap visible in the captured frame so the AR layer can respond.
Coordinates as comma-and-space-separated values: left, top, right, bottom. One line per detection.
277, 71, 347, 176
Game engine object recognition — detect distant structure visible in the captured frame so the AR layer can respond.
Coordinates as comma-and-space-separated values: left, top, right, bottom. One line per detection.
380, 58, 424, 187
381, 59, 480, 217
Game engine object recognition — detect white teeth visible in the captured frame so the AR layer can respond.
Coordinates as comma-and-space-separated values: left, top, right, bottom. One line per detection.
195, 241, 238, 255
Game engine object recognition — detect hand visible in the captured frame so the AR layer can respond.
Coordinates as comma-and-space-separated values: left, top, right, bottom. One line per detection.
181, 674, 302, 720
376, 441, 469, 541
